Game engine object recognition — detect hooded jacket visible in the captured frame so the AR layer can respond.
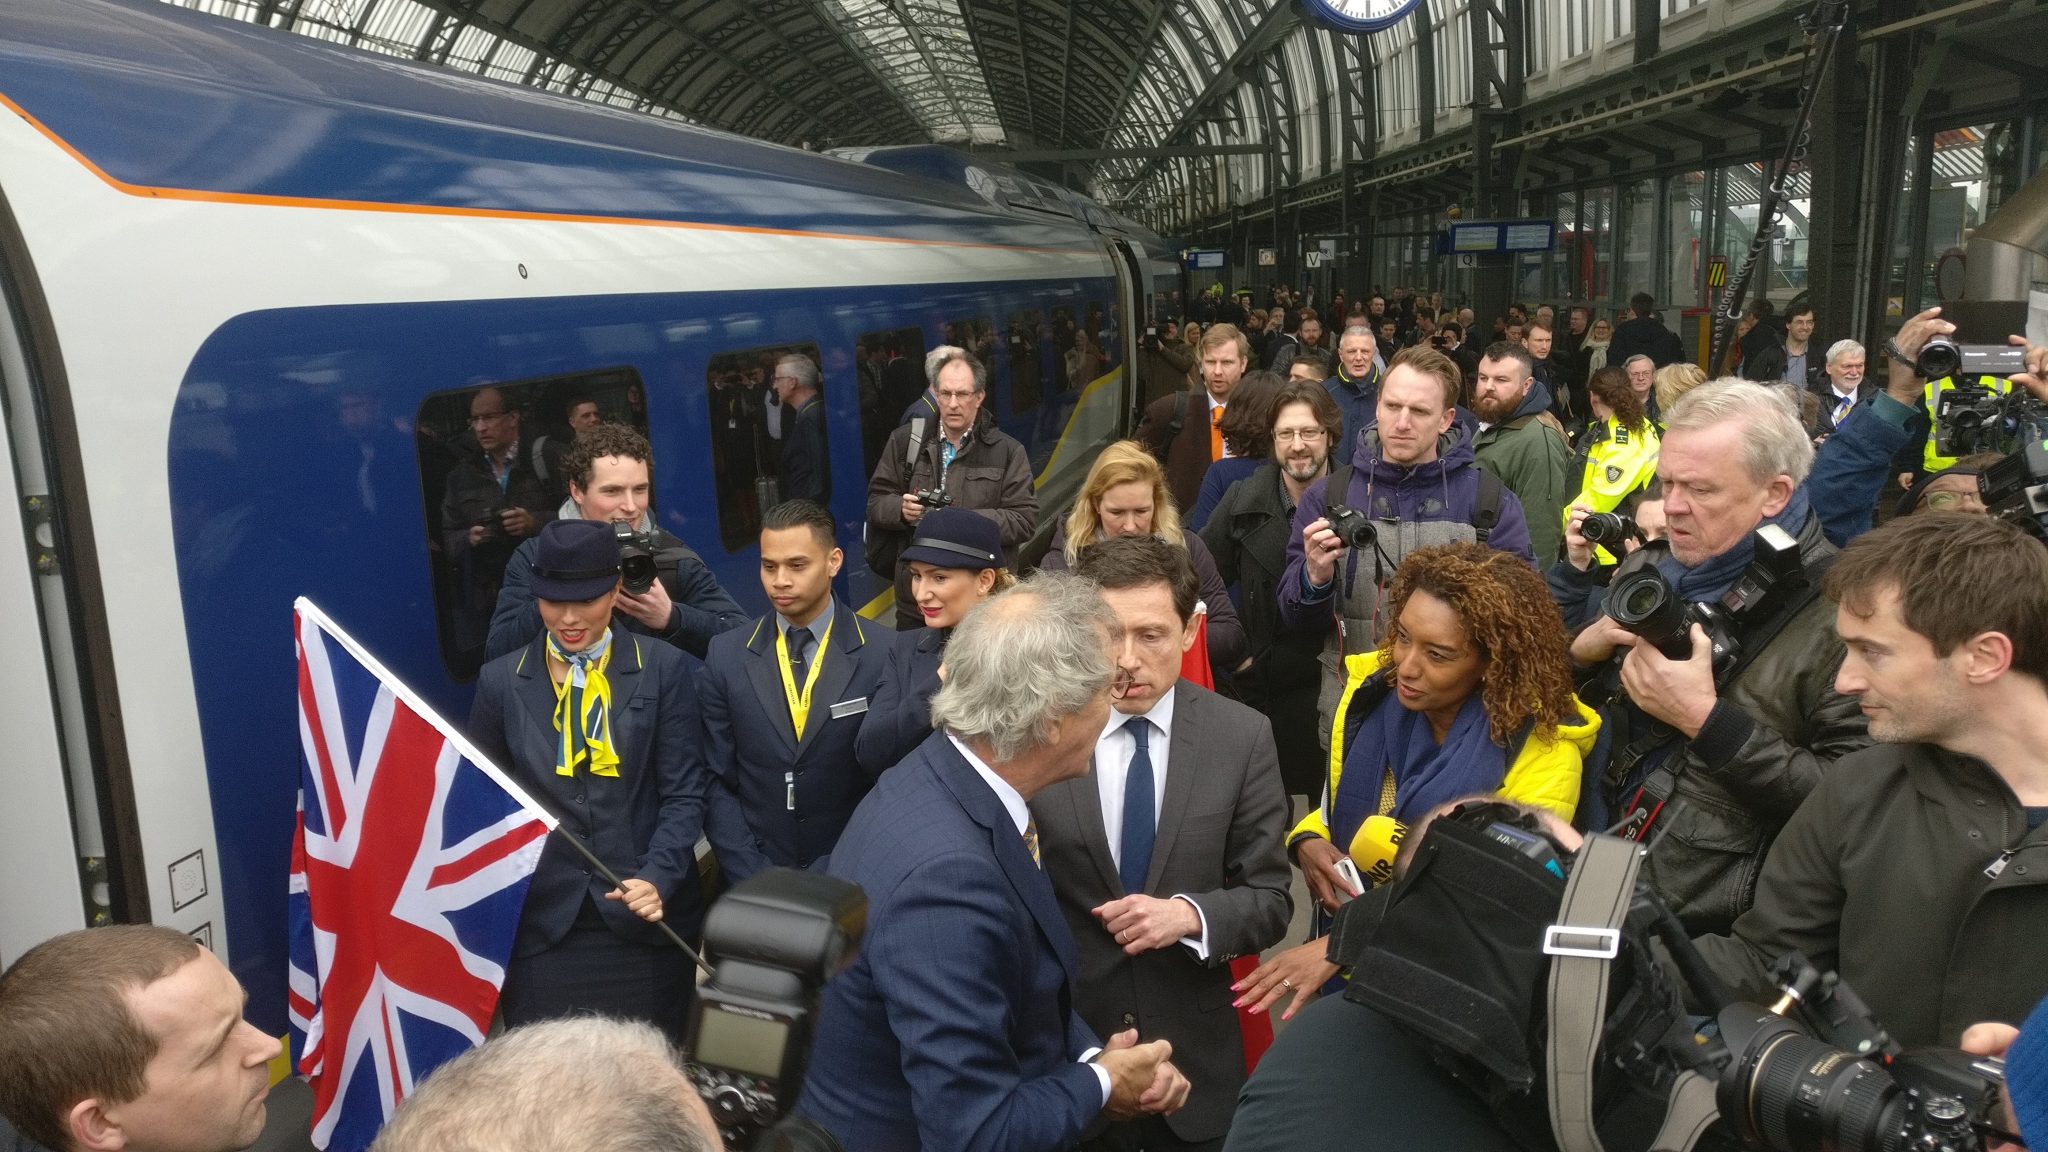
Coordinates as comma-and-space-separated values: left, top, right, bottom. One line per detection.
1471, 379, 1571, 564
1279, 424, 1532, 739
1288, 649, 1599, 857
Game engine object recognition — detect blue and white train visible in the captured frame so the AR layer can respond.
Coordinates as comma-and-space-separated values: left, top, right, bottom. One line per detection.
0, 0, 1182, 1034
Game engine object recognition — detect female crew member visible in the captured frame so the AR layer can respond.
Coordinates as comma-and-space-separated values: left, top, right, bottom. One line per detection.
852, 507, 1012, 773
468, 519, 708, 1042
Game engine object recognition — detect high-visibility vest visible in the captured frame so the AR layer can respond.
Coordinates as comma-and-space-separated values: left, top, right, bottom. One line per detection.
1922, 375, 2009, 472
1564, 416, 1660, 565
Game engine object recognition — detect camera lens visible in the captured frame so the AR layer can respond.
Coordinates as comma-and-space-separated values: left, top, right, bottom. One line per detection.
1581, 512, 1634, 548
1917, 337, 1962, 381
1607, 569, 1694, 661
1724, 1021, 1898, 1152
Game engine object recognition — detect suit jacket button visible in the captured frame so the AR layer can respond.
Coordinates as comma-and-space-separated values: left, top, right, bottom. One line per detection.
573, 795, 584, 805
1121, 1012, 1136, 1027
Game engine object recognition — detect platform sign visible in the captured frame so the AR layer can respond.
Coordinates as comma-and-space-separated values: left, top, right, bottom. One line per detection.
1185, 249, 1228, 271
1257, 247, 1277, 267
1452, 219, 1554, 253
1450, 223, 1501, 252
1305, 250, 1324, 269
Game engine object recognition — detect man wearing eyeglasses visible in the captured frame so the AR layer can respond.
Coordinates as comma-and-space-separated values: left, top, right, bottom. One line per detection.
1199, 378, 1345, 801
442, 386, 559, 663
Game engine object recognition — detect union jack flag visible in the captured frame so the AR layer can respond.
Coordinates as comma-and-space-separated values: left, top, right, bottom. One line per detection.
287, 598, 554, 1152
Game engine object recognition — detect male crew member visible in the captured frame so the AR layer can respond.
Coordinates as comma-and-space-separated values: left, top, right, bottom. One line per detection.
0, 927, 282, 1152
1139, 324, 1252, 511
488, 423, 743, 661
701, 501, 890, 885
773, 354, 831, 505
1035, 537, 1292, 1151
1689, 512, 2048, 1047
1202, 380, 1345, 798
1323, 325, 1380, 447
868, 346, 1038, 631
1470, 342, 1571, 563
1279, 346, 1534, 735
1565, 379, 1870, 933
798, 575, 1191, 1152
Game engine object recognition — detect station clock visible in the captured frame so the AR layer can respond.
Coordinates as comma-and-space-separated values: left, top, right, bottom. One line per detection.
1302, 0, 1426, 34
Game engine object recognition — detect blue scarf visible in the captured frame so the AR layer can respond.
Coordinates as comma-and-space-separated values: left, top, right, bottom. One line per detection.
1653, 487, 1812, 602
1331, 687, 1504, 848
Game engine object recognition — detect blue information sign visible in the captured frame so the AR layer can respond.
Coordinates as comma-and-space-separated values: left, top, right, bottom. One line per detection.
1185, 249, 1228, 271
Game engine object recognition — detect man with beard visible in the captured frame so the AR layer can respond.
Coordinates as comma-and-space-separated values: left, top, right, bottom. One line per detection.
1470, 342, 1570, 563
1689, 512, 2048, 1050
1202, 380, 1346, 798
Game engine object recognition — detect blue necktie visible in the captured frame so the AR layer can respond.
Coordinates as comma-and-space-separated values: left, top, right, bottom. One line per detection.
786, 626, 812, 681
1118, 717, 1155, 895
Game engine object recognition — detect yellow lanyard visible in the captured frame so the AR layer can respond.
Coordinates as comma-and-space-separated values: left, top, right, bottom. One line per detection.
775, 618, 835, 741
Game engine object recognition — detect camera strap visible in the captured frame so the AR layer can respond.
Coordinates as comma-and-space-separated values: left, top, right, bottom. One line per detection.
1545, 835, 1720, 1152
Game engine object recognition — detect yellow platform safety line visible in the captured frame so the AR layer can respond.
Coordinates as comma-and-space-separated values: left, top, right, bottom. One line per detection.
859, 365, 1126, 623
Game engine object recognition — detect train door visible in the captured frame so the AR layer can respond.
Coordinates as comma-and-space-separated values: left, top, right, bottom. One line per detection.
0, 189, 122, 961
1106, 237, 1147, 426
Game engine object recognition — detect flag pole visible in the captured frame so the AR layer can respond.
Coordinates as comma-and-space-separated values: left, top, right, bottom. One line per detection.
295, 597, 715, 979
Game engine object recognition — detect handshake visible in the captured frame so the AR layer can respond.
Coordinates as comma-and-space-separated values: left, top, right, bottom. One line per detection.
1094, 1028, 1192, 1120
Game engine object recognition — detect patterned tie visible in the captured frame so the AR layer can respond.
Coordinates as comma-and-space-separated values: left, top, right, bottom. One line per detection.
1209, 404, 1225, 461
786, 626, 812, 682
1833, 395, 1854, 428
1118, 717, 1155, 895
1023, 817, 1042, 868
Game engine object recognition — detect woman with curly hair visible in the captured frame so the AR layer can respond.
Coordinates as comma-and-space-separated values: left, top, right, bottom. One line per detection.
1233, 541, 1599, 1018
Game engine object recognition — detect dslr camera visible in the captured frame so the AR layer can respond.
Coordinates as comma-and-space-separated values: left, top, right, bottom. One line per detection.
912, 486, 953, 511
1579, 511, 1641, 550
1605, 523, 1805, 679
611, 521, 661, 596
686, 868, 866, 1151
1323, 503, 1378, 551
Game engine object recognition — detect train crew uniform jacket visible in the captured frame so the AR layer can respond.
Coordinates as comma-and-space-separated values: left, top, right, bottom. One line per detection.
866, 413, 1038, 630
486, 524, 745, 662
699, 600, 891, 886
466, 631, 711, 955
1029, 681, 1294, 1145
797, 734, 1107, 1152
1688, 742, 2048, 1049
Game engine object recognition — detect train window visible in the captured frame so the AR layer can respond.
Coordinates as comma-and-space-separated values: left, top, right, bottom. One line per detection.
415, 367, 647, 682
858, 326, 927, 479
705, 342, 827, 553
945, 317, 996, 383
1050, 305, 1078, 395
1065, 304, 1106, 389
1008, 310, 1044, 415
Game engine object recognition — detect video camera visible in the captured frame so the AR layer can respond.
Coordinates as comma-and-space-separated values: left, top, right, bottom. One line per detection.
1604, 523, 1806, 680
686, 869, 866, 1151
1332, 805, 2017, 1152
1979, 437, 2048, 540
611, 522, 661, 596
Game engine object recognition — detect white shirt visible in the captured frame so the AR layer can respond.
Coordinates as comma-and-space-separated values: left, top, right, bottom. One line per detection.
1091, 688, 1211, 958
945, 734, 1112, 1104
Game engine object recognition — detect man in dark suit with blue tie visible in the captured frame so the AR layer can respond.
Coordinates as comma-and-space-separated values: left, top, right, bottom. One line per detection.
467, 519, 709, 1044
1039, 536, 1293, 1151
701, 500, 890, 885
797, 573, 1191, 1152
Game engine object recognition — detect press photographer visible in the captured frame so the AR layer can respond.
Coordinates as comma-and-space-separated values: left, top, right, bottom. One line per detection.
1566, 378, 1869, 934
487, 422, 745, 660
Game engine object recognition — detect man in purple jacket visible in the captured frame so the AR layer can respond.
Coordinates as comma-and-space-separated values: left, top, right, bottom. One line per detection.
1279, 345, 1533, 739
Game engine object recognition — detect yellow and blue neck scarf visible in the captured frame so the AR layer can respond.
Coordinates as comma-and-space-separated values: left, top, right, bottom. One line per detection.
548, 629, 619, 778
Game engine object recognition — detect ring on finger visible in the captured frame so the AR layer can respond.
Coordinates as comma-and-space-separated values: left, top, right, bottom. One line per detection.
1279, 978, 1294, 990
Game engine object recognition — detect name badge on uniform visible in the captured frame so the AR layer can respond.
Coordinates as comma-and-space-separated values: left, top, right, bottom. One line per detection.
829, 697, 869, 719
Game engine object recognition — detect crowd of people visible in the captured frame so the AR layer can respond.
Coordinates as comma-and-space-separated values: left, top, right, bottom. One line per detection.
5, 296, 2048, 1152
